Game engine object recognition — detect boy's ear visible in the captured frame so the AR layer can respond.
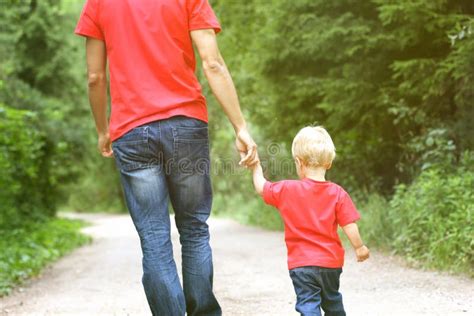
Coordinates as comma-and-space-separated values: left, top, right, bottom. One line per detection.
295, 157, 302, 168
326, 162, 332, 170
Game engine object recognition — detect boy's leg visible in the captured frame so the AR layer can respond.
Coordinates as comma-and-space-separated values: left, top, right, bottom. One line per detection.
161, 116, 221, 316
318, 268, 346, 316
112, 124, 185, 316
289, 267, 323, 316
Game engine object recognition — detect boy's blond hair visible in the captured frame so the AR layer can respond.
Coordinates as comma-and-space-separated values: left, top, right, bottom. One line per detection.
291, 126, 336, 168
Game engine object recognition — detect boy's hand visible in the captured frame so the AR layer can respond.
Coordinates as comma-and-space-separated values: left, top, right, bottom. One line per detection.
355, 245, 370, 262
250, 152, 261, 170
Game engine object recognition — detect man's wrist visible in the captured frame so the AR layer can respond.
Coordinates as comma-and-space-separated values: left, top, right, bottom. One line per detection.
234, 122, 247, 134
97, 129, 109, 137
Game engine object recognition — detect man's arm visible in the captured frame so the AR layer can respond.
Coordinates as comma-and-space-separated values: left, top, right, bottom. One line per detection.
85, 38, 112, 157
190, 29, 257, 167
342, 223, 370, 262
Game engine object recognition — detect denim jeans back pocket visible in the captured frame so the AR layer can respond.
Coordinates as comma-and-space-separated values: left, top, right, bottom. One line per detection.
174, 126, 208, 142
112, 126, 154, 171
172, 126, 210, 175
114, 125, 149, 144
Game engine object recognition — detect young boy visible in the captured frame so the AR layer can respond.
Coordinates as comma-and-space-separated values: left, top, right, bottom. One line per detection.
252, 126, 370, 316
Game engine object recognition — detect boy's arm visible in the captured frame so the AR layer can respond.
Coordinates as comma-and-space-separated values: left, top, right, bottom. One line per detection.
252, 162, 266, 196
342, 223, 370, 262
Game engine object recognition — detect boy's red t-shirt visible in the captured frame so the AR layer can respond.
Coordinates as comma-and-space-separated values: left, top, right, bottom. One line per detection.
263, 178, 360, 270
74, 0, 221, 141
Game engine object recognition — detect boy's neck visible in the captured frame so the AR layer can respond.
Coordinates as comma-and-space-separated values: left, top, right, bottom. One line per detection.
303, 167, 327, 182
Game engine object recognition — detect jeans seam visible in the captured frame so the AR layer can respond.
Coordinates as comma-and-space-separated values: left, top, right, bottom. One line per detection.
171, 127, 178, 169
144, 125, 152, 154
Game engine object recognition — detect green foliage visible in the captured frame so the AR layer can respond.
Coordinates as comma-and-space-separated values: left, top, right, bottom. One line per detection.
1, 0, 83, 99
0, 218, 91, 296
358, 152, 474, 275
213, 0, 474, 194
64, 155, 127, 213
0, 0, 95, 222
0, 1, 94, 295
389, 152, 473, 274
356, 194, 393, 248
0, 105, 54, 228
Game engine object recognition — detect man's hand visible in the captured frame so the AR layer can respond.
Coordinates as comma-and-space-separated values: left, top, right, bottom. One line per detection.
355, 245, 370, 262
236, 129, 258, 167
98, 133, 113, 158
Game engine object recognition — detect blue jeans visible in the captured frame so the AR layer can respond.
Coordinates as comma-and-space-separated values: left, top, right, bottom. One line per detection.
289, 266, 345, 316
112, 116, 221, 316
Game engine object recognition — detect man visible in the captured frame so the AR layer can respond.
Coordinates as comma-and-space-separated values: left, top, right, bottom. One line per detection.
75, 0, 257, 315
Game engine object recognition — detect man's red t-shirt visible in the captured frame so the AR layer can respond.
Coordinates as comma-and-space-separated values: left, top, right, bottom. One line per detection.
263, 178, 361, 270
75, 0, 221, 141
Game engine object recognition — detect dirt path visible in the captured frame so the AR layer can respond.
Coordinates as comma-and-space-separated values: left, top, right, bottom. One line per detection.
1, 213, 472, 316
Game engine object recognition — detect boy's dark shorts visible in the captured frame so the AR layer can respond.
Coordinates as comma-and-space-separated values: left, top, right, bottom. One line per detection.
289, 266, 345, 316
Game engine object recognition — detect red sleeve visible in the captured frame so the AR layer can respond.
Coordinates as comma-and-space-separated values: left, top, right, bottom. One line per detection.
187, 0, 221, 33
263, 181, 287, 208
336, 189, 361, 227
74, 0, 104, 41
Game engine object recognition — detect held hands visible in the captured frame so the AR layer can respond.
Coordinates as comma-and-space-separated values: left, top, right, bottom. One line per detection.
235, 128, 259, 167
98, 132, 114, 158
355, 245, 370, 262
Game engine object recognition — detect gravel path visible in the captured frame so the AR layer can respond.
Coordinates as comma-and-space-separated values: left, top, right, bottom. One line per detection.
1, 213, 472, 316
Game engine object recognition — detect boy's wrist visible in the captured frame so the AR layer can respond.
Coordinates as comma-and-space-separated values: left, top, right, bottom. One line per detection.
354, 243, 365, 250
255, 161, 264, 171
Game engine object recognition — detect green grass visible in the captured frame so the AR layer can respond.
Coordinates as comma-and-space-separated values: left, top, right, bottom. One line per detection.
356, 193, 393, 249
0, 218, 91, 296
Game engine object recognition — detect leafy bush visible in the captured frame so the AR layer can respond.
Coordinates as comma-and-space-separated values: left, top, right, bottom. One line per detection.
1, 1, 93, 216
0, 104, 53, 228
0, 218, 91, 296
358, 152, 474, 275
389, 152, 473, 275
